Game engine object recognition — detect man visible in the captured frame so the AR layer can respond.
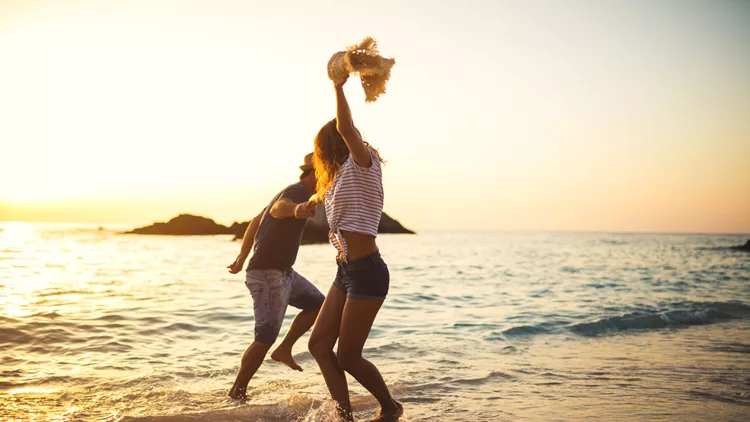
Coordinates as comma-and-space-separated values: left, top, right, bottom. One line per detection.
226, 153, 324, 400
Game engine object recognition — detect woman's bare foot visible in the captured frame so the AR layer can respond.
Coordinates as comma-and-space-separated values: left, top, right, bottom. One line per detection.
227, 385, 247, 400
334, 402, 355, 422
369, 401, 403, 421
270, 347, 303, 371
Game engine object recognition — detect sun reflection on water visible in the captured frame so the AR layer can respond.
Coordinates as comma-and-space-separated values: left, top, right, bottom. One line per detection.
1, 221, 47, 318
8, 387, 62, 395
0, 221, 35, 249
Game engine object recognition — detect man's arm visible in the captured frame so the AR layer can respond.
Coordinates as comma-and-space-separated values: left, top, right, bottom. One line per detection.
238, 209, 264, 257
227, 208, 264, 274
270, 197, 315, 219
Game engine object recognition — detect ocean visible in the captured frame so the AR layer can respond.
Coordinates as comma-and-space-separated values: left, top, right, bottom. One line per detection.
1, 223, 749, 421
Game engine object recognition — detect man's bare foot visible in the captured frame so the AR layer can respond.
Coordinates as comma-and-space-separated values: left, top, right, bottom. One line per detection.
369, 401, 403, 421
270, 348, 303, 371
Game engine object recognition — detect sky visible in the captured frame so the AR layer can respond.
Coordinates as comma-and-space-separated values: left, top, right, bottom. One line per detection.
1, 0, 749, 233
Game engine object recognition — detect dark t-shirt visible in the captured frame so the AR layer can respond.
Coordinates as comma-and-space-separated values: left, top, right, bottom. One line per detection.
247, 183, 310, 271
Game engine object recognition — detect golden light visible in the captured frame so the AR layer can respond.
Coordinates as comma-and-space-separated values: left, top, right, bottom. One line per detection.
0, 222, 45, 319
7, 387, 62, 396
0, 221, 35, 248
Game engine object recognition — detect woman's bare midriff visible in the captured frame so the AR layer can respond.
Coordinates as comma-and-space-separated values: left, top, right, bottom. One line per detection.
339, 230, 378, 262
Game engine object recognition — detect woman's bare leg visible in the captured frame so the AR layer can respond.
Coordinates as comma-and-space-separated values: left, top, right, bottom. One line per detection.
308, 286, 352, 420
337, 298, 402, 419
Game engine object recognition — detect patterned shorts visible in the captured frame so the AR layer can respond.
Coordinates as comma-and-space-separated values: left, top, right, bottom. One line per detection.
245, 268, 325, 344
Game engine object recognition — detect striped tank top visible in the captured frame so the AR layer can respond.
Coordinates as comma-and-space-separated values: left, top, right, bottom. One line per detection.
324, 148, 384, 260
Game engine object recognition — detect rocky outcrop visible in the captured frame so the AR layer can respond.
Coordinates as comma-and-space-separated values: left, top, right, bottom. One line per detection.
127, 208, 414, 245
731, 239, 750, 252
378, 213, 415, 234
126, 214, 234, 235
231, 205, 414, 244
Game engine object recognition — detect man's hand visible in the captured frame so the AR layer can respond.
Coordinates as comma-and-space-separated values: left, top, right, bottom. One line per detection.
227, 254, 247, 274
294, 202, 317, 219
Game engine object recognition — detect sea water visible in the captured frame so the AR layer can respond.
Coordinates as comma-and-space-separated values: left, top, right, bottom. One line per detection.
1, 223, 749, 421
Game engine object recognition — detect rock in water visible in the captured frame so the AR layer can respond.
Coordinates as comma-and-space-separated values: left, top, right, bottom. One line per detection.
231, 205, 414, 244
378, 213, 415, 234
731, 239, 750, 252
126, 214, 233, 235
128, 210, 414, 243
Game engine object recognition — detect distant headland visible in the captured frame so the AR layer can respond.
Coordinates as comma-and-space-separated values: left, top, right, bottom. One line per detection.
124, 206, 414, 245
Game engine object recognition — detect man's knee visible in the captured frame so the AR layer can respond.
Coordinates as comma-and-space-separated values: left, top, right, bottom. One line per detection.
299, 306, 321, 318
254, 323, 281, 346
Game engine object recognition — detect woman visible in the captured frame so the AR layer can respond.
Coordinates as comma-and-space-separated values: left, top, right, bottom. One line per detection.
307, 74, 403, 421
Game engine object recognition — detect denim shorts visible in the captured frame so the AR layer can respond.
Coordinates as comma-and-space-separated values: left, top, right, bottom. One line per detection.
245, 268, 325, 344
333, 251, 390, 300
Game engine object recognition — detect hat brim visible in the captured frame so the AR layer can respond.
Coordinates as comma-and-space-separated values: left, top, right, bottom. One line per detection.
299, 165, 314, 172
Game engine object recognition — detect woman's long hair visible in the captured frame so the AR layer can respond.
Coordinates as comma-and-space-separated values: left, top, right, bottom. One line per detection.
313, 118, 384, 200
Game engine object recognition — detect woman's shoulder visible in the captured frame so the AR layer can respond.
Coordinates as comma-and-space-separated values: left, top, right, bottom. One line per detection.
346, 147, 382, 172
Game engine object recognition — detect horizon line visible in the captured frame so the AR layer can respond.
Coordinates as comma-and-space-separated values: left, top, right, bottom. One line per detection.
1, 220, 748, 237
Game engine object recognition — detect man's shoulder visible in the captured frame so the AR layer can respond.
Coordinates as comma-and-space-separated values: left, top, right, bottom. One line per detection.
282, 182, 306, 193
278, 183, 309, 202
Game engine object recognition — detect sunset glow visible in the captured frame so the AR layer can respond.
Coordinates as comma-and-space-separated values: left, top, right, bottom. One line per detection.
2, 0, 749, 233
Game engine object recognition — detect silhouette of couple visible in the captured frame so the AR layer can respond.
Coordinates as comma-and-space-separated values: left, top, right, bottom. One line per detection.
226, 74, 402, 421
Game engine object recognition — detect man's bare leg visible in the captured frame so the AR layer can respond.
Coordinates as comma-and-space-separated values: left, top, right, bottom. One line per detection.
271, 308, 320, 371
228, 341, 272, 399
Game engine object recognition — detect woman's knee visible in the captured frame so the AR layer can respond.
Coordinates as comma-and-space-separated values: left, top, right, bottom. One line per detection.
308, 335, 333, 358
336, 350, 361, 371
307, 337, 321, 355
